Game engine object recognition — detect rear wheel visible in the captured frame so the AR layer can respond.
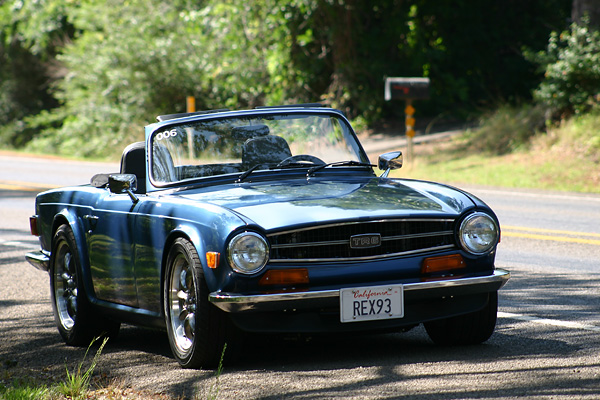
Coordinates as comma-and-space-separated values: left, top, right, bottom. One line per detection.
50, 224, 119, 346
164, 238, 232, 368
424, 292, 498, 345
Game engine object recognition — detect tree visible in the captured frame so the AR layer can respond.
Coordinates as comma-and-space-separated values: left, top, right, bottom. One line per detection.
572, 0, 600, 27
529, 17, 600, 116
1, 0, 573, 157
0, 0, 74, 146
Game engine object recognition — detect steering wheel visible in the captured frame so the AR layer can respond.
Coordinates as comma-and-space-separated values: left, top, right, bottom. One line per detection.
276, 155, 325, 167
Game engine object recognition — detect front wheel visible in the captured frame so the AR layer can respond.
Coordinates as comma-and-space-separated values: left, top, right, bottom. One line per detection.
424, 292, 498, 346
164, 238, 232, 368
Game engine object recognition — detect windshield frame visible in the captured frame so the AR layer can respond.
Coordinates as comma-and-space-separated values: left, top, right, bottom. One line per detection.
145, 108, 370, 190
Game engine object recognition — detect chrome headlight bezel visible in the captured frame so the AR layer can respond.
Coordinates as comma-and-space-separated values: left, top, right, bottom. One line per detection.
459, 212, 499, 255
227, 231, 269, 274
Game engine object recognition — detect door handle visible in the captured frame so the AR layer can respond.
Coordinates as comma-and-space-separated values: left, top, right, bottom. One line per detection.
83, 215, 99, 231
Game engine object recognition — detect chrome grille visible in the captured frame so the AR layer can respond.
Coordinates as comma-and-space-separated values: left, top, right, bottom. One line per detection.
268, 219, 456, 262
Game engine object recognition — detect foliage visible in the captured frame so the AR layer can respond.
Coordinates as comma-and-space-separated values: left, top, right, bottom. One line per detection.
0, 340, 226, 399
26, 0, 312, 157
527, 18, 600, 117
0, 380, 51, 400
464, 103, 547, 155
546, 110, 600, 162
0, 337, 108, 400
204, 343, 227, 400
0, 0, 73, 146
1, 0, 572, 158
0, 0, 75, 56
57, 336, 109, 399
403, 1, 568, 111
394, 110, 600, 193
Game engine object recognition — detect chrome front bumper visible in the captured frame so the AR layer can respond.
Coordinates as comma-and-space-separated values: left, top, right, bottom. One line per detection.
25, 250, 50, 272
209, 268, 510, 313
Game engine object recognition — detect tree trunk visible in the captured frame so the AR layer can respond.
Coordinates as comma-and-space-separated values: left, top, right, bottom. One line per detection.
572, 0, 600, 27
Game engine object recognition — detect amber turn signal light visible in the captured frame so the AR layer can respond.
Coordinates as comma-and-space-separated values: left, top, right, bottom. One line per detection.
421, 254, 465, 274
206, 252, 220, 269
259, 268, 309, 286
29, 216, 40, 236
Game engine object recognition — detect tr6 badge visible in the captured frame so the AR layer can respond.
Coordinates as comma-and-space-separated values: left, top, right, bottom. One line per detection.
350, 233, 382, 249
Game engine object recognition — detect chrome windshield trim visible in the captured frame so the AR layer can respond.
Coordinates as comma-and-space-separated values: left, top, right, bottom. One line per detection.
268, 244, 456, 263
209, 269, 510, 312
147, 107, 368, 190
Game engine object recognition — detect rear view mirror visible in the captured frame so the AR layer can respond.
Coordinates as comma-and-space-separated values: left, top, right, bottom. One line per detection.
109, 174, 137, 193
109, 174, 139, 203
378, 151, 403, 178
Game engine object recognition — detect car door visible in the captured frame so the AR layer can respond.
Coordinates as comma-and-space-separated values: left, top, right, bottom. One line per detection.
85, 193, 140, 308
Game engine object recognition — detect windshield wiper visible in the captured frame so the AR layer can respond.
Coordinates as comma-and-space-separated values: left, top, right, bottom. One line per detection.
307, 161, 375, 177
238, 162, 313, 182
238, 160, 374, 181
276, 162, 317, 169
236, 165, 261, 183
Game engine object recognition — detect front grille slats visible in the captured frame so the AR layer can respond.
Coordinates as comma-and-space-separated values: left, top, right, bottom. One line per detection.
267, 219, 456, 263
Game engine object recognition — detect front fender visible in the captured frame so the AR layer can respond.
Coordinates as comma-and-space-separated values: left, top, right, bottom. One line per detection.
163, 222, 236, 295
50, 208, 98, 304
133, 198, 249, 316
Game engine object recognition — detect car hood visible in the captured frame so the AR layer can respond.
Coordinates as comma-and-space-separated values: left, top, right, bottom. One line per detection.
174, 176, 477, 231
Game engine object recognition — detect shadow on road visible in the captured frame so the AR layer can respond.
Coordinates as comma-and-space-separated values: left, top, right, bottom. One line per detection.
1, 263, 599, 399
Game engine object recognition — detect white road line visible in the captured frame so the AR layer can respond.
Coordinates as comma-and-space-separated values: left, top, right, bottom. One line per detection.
499, 311, 600, 332
0, 239, 39, 249
466, 187, 600, 203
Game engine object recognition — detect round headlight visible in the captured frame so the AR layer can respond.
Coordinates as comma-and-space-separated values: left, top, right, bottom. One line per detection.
459, 212, 499, 255
227, 232, 269, 274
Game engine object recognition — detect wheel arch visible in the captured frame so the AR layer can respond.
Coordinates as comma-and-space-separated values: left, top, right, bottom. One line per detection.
50, 210, 97, 304
159, 226, 209, 317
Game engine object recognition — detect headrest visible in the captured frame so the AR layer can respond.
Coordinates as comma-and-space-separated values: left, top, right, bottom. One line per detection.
231, 124, 270, 141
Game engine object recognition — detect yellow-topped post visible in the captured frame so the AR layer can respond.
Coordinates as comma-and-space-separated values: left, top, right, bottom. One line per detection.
384, 77, 430, 166
404, 100, 416, 164
186, 96, 196, 113
186, 96, 196, 159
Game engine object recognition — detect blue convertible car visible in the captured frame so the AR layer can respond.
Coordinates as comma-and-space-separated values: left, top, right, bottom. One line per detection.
26, 105, 509, 368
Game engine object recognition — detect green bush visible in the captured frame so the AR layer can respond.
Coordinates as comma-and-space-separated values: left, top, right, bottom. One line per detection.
25, 0, 305, 158
3, 0, 570, 157
556, 111, 600, 163
529, 18, 600, 117
466, 103, 546, 155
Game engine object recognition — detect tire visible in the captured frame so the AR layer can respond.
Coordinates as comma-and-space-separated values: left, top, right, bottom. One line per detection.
164, 238, 233, 369
49, 224, 120, 346
424, 292, 498, 346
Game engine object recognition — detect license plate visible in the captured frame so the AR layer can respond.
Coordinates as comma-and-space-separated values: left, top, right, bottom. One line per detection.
340, 285, 404, 323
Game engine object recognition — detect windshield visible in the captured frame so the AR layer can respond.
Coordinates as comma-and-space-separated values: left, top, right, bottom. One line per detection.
150, 112, 366, 185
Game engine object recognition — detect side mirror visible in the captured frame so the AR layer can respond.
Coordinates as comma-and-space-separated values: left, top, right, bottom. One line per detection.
378, 151, 403, 178
108, 174, 139, 204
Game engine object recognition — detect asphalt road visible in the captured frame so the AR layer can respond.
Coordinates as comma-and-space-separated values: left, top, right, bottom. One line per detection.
1, 153, 599, 399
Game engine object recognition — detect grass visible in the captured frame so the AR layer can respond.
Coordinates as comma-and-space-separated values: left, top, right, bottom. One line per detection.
57, 336, 109, 399
204, 344, 227, 400
391, 110, 600, 194
1, 337, 109, 400
0, 341, 229, 400
0, 382, 51, 400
